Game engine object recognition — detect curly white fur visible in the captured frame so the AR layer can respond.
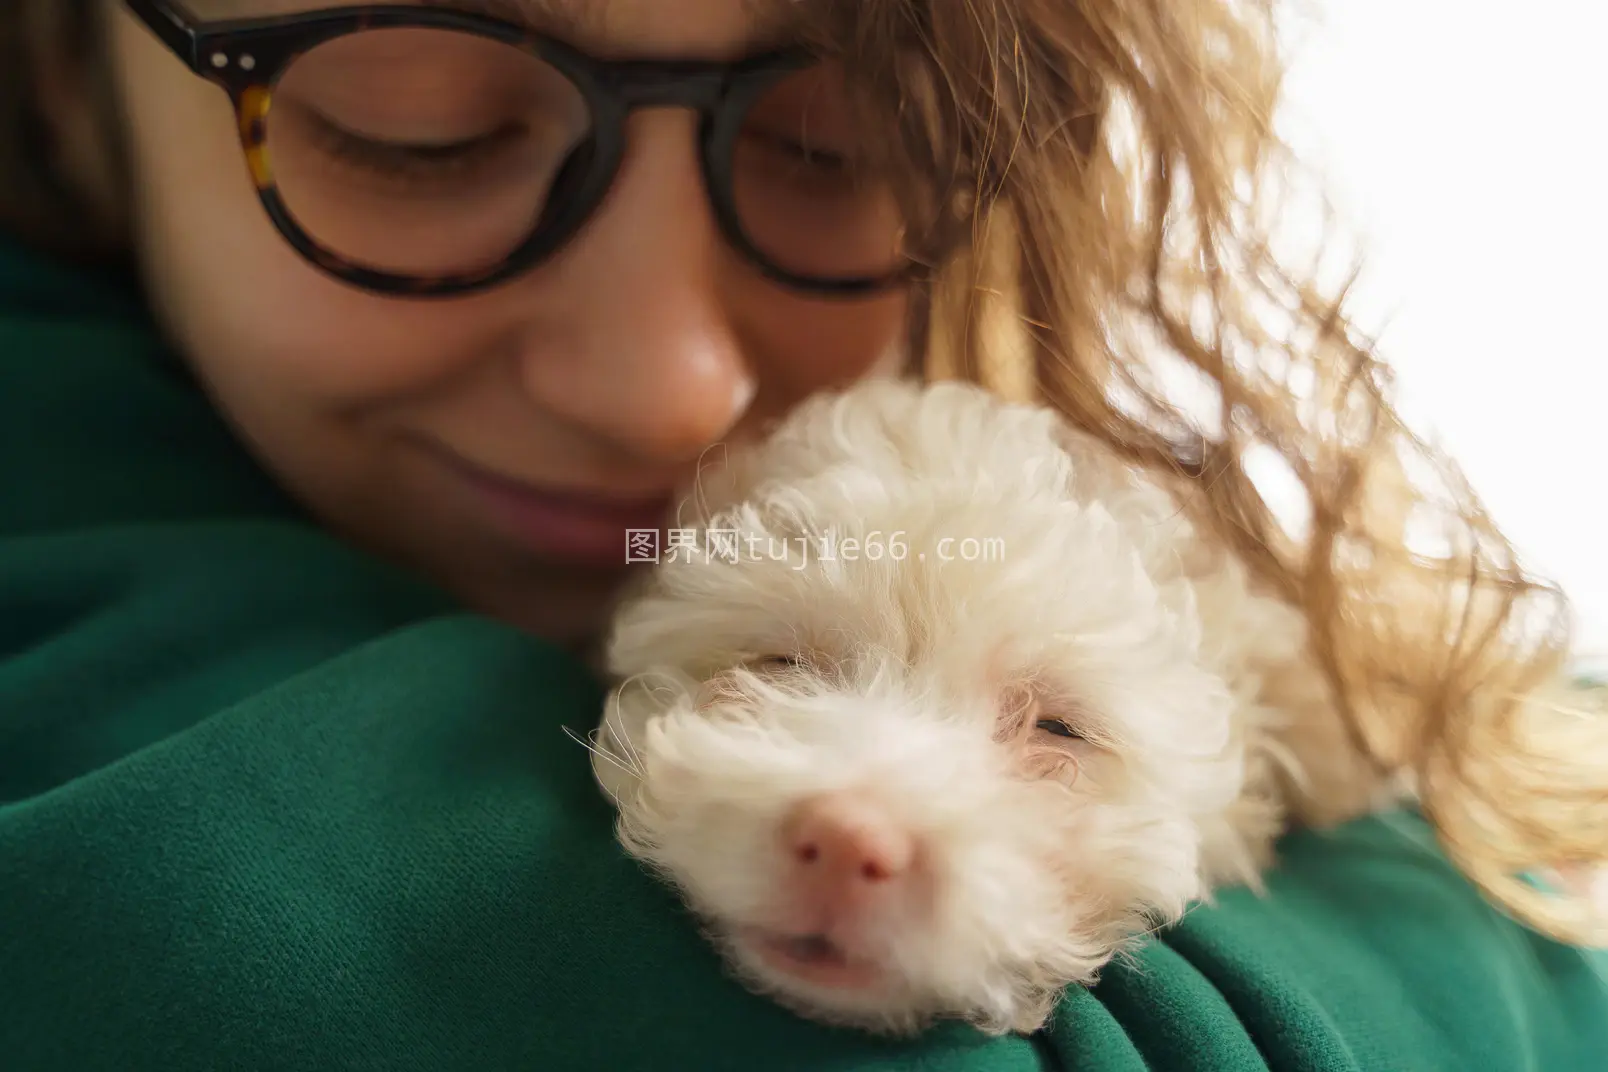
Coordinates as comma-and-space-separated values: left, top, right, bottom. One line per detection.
589, 377, 1389, 1037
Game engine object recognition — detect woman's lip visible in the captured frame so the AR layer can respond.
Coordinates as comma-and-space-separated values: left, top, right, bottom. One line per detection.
418, 441, 676, 566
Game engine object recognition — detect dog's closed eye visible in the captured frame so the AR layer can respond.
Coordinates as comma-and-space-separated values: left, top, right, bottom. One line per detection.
698, 653, 808, 708
996, 683, 1099, 751
999, 685, 1083, 742
1034, 718, 1084, 740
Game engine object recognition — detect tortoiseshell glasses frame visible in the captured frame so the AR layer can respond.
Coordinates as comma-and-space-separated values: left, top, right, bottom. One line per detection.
121, 0, 920, 299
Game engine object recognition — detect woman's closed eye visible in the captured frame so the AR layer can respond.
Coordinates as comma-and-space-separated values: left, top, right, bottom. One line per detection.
739, 128, 857, 176
307, 112, 529, 180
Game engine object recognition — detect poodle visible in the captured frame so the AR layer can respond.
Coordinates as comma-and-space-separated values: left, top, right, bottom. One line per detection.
584, 376, 1396, 1036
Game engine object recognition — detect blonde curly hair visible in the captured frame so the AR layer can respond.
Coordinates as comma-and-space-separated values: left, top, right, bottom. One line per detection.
789, 0, 1608, 946
3, 0, 1603, 944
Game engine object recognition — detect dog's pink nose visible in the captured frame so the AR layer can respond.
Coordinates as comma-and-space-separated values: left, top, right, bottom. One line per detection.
781, 793, 915, 888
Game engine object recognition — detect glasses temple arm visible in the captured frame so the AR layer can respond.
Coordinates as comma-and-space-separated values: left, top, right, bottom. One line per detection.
123, 0, 202, 69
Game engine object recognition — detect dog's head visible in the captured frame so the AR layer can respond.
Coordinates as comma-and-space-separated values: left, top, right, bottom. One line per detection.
593, 379, 1245, 1036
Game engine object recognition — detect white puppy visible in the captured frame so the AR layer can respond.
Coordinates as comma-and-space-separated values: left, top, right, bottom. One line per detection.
588, 377, 1385, 1037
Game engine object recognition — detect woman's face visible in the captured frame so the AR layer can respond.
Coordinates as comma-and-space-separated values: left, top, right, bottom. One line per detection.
99, 0, 911, 643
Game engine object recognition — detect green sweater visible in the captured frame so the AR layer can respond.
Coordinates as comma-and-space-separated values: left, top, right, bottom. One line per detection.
0, 238, 1603, 1072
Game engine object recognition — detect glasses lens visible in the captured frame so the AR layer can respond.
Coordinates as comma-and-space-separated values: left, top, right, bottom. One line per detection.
264, 28, 591, 277
730, 66, 908, 282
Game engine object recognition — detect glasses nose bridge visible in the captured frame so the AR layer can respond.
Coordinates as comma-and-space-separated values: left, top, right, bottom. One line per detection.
608, 66, 730, 116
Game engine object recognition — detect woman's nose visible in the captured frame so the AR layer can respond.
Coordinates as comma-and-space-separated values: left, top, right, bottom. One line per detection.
513, 110, 758, 466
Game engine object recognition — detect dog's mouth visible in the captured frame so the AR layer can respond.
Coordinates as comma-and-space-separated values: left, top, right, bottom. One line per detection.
739, 927, 886, 991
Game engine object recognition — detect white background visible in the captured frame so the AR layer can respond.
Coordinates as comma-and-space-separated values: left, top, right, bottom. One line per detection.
1271, 0, 1608, 655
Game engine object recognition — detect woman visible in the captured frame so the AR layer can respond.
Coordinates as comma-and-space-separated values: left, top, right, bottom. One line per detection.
1, 1, 1603, 1069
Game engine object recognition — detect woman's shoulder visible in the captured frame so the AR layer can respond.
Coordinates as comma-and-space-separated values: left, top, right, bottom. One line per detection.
1066, 811, 1608, 1072
1, 602, 1044, 1070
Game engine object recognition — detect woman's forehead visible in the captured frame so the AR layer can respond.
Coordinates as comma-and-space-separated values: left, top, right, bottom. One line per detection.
182, 0, 807, 55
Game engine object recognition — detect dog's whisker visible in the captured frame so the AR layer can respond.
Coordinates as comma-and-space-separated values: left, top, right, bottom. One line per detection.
605, 681, 656, 773
562, 723, 642, 780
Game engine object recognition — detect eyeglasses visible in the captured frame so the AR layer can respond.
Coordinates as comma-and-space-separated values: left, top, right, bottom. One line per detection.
122, 2, 926, 299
